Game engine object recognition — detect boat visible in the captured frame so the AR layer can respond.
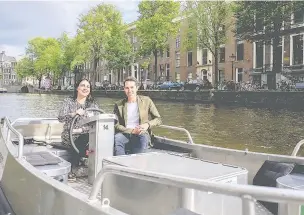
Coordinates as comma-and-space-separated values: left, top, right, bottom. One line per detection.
1, 112, 304, 215
0, 88, 7, 93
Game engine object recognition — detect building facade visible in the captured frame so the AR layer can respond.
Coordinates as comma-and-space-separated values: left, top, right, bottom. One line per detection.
0, 51, 18, 86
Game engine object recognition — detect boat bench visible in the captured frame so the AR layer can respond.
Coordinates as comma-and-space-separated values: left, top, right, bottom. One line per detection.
23, 151, 71, 184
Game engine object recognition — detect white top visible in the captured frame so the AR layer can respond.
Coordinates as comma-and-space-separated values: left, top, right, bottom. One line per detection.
126, 102, 140, 129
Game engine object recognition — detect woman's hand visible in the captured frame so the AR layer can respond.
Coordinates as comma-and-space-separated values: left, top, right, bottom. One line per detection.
76, 108, 85, 116
73, 128, 83, 133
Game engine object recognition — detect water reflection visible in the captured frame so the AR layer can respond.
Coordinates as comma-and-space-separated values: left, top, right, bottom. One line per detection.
1, 93, 304, 156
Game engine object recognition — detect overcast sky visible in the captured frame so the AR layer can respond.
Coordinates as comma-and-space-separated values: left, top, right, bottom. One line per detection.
0, 0, 139, 59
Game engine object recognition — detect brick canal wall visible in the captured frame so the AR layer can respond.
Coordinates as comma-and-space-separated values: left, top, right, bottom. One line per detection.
31, 89, 304, 108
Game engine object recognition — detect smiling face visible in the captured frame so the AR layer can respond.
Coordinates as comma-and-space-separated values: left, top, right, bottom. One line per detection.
77, 80, 91, 98
124, 80, 138, 100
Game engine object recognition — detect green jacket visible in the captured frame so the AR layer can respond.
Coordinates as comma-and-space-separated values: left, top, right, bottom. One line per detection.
113, 95, 162, 134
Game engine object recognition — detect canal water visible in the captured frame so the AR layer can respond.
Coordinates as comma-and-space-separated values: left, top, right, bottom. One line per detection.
1, 93, 304, 156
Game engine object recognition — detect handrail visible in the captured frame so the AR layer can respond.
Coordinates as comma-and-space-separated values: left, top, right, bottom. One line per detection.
11, 117, 59, 126
291, 139, 304, 156
3, 117, 24, 159
159, 125, 194, 144
89, 165, 304, 215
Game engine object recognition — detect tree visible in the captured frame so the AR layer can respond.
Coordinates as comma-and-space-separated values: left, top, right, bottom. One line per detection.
105, 19, 133, 82
185, 1, 234, 86
26, 37, 62, 88
15, 57, 34, 79
76, 3, 126, 87
234, 1, 304, 77
136, 0, 180, 82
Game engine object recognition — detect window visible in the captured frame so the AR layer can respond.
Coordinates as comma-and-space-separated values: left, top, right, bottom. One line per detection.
293, 34, 303, 65
202, 69, 208, 81
294, 8, 304, 24
255, 42, 264, 68
202, 49, 208, 65
166, 48, 170, 57
284, 36, 290, 66
236, 68, 243, 83
237, 43, 244, 61
187, 51, 193, 67
166, 64, 170, 81
176, 73, 180, 82
175, 51, 180, 67
265, 41, 271, 66
219, 47, 225, 63
218, 70, 225, 82
255, 15, 263, 32
176, 36, 180, 48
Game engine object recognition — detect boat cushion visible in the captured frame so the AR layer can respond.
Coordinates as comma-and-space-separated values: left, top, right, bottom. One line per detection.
253, 160, 295, 215
25, 151, 62, 166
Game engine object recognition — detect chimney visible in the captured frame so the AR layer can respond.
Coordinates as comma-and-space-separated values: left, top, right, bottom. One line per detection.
1, 51, 5, 55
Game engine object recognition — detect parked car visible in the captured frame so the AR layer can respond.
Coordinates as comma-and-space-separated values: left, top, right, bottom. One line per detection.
157, 81, 183, 90
181, 79, 212, 91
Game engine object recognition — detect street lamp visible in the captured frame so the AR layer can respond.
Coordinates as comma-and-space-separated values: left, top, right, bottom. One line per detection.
229, 53, 236, 81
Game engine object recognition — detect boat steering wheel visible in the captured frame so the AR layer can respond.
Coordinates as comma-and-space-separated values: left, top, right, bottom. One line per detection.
69, 108, 105, 154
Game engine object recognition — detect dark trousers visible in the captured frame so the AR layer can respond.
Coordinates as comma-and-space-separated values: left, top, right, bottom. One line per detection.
114, 132, 150, 156
70, 134, 89, 167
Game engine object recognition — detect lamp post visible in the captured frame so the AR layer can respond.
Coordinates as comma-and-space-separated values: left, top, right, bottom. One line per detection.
229, 53, 236, 81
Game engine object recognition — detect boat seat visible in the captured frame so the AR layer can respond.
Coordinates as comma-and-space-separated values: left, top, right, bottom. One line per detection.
24, 151, 62, 166
24, 151, 71, 184
253, 160, 295, 215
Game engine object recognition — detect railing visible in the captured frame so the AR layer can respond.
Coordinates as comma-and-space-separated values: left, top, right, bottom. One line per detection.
89, 165, 304, 215
11, 117, 59, 126
2, 117, 24, 159
159, 125, 194, 144
291, 139, 304, 157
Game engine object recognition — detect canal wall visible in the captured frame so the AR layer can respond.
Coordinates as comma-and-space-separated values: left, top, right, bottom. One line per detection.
30, 89, 304, 108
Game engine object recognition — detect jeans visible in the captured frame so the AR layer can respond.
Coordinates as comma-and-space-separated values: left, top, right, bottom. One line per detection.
114, 132, 150, 156
70, 134, 89, 167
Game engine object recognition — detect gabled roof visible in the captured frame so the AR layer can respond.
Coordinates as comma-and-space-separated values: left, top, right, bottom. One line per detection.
0, 51, 16, 63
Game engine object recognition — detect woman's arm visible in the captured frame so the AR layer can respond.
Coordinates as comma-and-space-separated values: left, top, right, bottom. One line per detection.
58, 98, 75, 123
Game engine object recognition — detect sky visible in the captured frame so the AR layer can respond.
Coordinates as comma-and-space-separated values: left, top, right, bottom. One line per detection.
0, 0, 139, 59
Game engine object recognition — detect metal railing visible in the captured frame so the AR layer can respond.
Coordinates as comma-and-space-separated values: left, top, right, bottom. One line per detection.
292, 139, 304, 157
11, 117, 59, 126
2, 117, 24, 159
159, 125, 194, 144
89, 165, 304, 215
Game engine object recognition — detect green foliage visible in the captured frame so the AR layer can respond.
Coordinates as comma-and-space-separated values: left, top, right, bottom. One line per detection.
234, 1, 304, 72
76, 3, 131, 83
185, 1, 234, 56
185, 0, 234, 83
24, 37, 62, 80
234, 1, 304, 41
136, 0, 180, 78
15, 57, 34, 79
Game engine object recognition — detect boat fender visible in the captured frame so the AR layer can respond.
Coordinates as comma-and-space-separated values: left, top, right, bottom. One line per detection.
253, 160, 295, 215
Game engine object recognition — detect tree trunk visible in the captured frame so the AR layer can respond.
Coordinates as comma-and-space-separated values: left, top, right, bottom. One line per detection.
154, 50, 158, 83
38, 76, 42, 89
214, 48, 219, 88
92, 58, 98, 89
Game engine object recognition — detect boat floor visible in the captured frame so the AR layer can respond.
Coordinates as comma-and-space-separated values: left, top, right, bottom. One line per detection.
68, 175, 273, 215
68, 177, 102, 200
